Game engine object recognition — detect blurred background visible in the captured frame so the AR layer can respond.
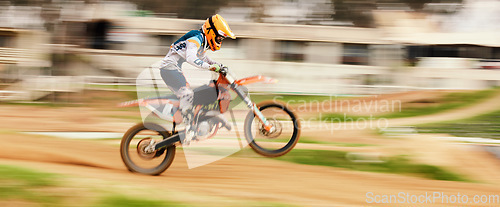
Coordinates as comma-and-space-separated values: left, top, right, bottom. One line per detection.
0, 0, 498, 100
1, 0, 500, 206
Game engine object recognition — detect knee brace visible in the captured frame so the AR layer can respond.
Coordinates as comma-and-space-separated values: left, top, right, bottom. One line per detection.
177, 86, 194, 113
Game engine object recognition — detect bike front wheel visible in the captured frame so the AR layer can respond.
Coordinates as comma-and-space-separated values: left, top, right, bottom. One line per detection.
120, 123, 176, 175
244, 101, 301, 157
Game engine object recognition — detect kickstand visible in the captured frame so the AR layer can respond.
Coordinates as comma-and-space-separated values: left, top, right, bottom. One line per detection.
229, 109, 243, 149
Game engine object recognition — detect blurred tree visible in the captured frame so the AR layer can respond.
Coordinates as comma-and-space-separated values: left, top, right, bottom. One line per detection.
6, 0, 49, 5
400, 0, 432, 11
332, 0, 377, 27
4, 0, 465, 26
248, 1, 267, 23
5, 0, 231, 19
331, 0, 464, 27
380, 0, 464, 12
126, 0, 231, 19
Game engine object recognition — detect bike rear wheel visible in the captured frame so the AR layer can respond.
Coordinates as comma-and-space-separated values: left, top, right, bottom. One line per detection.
244, 101, 300, 157
120, 123, 176, 175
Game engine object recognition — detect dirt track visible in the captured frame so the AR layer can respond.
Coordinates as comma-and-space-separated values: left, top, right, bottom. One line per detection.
2, 91, 500, 206
2, 133, 500, 206
297, 90, 500, 134
387, 90, 500, 126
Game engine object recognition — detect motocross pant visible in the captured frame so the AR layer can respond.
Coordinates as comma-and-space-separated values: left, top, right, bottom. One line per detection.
159, 64, 194, 116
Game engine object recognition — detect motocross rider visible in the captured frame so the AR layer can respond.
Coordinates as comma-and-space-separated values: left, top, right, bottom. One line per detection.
159, 14, 236, 135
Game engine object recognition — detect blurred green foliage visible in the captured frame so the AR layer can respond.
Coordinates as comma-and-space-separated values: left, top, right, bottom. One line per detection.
320, 89, 498, 121
97, 195, 184, 207
0, 165, 57, 187
275, 149, 468, 181
418, 109, 500, 139
299, 136, 375, 147
380, 89, 497, 119
0, 165, 60, 206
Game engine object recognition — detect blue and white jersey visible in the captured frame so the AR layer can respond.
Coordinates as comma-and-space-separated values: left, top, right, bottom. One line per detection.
161, 30, 217, 70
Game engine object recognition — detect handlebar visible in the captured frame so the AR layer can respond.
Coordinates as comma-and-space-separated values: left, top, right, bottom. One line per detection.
219, 66, 229, 76
216, 66, 235, 84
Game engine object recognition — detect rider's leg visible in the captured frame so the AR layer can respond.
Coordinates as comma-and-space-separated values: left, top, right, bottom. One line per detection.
159, 64, 194, 126
177, 87, 194, 117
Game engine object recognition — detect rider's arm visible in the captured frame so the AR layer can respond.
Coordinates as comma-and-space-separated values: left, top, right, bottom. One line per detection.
185, 38, 211, 70
200, 52, 218, 66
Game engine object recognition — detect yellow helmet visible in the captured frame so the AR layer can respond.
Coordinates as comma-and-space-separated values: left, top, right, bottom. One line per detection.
202, 14, 236, 51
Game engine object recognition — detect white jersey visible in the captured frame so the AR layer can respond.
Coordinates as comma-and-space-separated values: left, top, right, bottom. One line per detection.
161, 30, 217, 70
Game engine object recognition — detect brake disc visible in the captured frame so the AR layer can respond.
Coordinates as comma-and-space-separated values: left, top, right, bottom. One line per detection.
137, 138, 156, 160
259, 119, 282, 138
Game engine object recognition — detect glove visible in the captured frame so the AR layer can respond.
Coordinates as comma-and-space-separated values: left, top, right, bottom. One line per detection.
209, 64, 221, 72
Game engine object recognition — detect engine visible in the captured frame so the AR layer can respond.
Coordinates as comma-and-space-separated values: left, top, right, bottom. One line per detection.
196, 121, 212, 137
193, 111, 229, 139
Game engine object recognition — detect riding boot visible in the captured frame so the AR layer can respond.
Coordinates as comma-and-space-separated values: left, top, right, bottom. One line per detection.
181, 108, 195, 145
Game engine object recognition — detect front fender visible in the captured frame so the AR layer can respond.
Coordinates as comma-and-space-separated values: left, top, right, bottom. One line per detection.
234, 75, 278, 86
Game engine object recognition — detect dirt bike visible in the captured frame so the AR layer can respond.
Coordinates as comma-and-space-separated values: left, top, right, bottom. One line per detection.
118, 67, 301, 175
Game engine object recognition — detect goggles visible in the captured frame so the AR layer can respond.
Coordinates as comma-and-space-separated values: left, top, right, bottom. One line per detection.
215, 36, 226, 44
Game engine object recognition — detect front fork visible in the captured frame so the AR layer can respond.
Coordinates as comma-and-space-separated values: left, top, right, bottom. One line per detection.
251, 103, 274, 132
232, 84, 274, 132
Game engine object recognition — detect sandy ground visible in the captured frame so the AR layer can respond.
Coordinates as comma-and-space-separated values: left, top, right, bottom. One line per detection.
1, 90, 500, 206
1, 133, 500, 206
296, 90, 500, 134
0, 105, 133, 132
387, 91, 500, 126
296, 90, 500, 119
295, 90, 449, 116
